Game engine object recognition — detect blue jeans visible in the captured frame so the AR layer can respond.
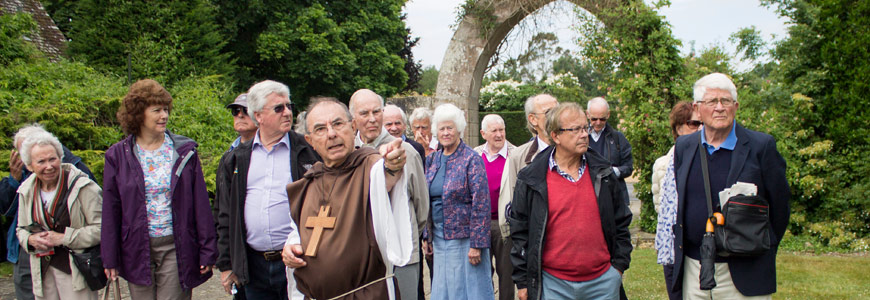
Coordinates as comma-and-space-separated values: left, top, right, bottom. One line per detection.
245, 249, 288, 300
542, 266, 622, 300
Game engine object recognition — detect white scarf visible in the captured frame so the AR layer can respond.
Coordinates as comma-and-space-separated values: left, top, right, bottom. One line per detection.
368, 159, 413, 300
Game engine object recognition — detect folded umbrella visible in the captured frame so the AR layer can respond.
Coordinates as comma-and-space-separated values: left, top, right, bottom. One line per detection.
700, 218, 717, 290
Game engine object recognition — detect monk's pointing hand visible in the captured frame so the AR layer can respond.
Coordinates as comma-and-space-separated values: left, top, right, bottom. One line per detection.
382, 138, 406, 171
283, 243, 307, 268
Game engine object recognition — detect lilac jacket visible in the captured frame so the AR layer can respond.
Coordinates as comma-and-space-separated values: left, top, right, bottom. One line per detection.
425, 141, 490, 249
101, 133, 217, 288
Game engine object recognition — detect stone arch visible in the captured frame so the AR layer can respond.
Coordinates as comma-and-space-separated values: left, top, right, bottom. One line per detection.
435, 0, 621, 145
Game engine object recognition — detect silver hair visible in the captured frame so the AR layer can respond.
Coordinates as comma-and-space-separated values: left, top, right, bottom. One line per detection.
409, 107, 432, 122
20, 130, 64, 166
348, 90, 384, 114
431, 103, 466, 136
480, 114, 505, 132
524, 94, 556, 135
301, 97, 353, 135
13, 123, 46, 148
693, 73, 738, 103
294, 111, 307, 135
384, 104, 408, 125
586, 97, 609, 111
246, 80, 291, 126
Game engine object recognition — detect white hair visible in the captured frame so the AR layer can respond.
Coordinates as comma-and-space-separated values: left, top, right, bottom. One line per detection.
348, 89, 384, 114
693, 73, 738, 103
524, 94, 556, 135
409, 107, 432, 122
431, 103, 466, 136
480, 114, 505, 132
20, 130, 63, 166
246, 80, 291, 126
384, 104, 408, 125
586, 97, 609, 111
14, 123, 46, 148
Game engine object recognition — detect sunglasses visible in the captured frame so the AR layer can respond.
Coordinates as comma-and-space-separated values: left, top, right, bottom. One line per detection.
231, 106, 247, 117
686, 120, 703, 127
589, 117, 608, 122
271, 103, 294, 114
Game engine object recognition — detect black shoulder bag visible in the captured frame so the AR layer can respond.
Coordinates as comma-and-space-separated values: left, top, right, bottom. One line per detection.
699, 138, 772, 257
65, 176, 108, 291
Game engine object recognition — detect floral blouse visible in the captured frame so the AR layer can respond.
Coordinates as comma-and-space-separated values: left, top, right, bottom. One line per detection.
137, 133, 175, 237
655, 151, 678, 265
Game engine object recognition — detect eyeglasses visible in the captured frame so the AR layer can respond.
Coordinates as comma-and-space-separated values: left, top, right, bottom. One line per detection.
311, 119, 349, 136
270, 102, 294, 114
230, 106, 247, 117
532, 108, 553, 116
700, 98, 736, 107
686, 120, 703, 128
589, 117, 608, 122
558, 126, 588, 135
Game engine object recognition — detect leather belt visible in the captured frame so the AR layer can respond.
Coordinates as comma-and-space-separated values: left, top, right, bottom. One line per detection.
250, 249, 283, 262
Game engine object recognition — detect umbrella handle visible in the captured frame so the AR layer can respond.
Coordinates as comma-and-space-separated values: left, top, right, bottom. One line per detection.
706, 218, 714, 233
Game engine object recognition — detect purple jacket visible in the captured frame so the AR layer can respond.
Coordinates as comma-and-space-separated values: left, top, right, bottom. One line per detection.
425, 141, 490, 249
101, 133, 217, 288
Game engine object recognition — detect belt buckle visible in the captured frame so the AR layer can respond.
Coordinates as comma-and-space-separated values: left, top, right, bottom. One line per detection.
263, 250, 281, 261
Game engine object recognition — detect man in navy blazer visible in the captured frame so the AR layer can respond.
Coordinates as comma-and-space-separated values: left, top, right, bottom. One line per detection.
671, 73, 790, 299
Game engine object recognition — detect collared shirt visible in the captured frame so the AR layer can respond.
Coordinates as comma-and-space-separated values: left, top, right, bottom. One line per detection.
429, 137, 439, 151
590, 127, 604, 142
480, 142, 509, 162
701, 120, 738, 155
548, 149, 587, 183
536, 136, 549, 154
229, 136, 242, 150
245, 131, 295, 251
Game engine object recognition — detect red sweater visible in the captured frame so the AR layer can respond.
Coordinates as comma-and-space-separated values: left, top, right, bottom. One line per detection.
542, 167, 611, 281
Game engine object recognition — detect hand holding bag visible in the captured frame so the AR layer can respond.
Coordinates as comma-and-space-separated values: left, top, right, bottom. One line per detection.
698, 137, 771, 257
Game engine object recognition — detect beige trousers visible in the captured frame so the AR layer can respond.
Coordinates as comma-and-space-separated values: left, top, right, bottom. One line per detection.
682, 257, 772, 300
128, 235, 192, 300
36, 267, 98, 300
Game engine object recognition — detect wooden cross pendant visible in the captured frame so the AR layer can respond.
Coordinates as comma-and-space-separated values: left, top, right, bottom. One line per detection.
304, 205, 336, 257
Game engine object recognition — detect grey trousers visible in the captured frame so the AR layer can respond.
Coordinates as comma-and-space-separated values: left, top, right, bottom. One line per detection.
395, 262, 421, 300
128, 235, 191, 300
14, 246, 35, 300
490, 219, 515, 300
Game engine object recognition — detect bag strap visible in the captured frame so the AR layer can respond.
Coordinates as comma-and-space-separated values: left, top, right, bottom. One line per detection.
102, 279, 121, 300
698, 136, 714, 219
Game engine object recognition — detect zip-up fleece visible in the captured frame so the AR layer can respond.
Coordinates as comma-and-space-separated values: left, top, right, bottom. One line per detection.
509, 147, 632, 300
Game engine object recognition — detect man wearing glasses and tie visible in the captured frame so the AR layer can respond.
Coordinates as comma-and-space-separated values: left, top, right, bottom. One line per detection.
586, 97, 634, 206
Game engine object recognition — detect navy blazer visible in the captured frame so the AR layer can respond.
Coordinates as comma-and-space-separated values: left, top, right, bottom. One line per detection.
671, 123, 790, 296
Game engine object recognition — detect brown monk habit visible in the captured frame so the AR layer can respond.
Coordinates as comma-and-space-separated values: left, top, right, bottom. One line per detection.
288, 147, 403, 300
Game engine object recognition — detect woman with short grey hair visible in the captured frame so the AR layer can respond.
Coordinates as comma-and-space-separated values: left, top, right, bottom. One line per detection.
17, 129, 102, 300
424, 103, 493, 300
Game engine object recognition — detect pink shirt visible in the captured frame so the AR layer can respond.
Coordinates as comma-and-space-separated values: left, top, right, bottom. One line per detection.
482, 153, 506, 219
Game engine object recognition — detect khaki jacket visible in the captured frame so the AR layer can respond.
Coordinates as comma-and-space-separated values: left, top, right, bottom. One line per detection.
17, 164, 102, 296
497, 138, 547, 238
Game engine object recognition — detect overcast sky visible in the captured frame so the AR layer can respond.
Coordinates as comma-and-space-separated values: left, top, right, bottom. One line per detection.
404, 0, 789, 70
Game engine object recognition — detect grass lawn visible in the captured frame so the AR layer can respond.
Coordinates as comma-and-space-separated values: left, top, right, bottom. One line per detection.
624, 248, 870, 299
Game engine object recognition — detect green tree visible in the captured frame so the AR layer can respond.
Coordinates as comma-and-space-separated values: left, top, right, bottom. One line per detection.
0, 13, 40, 65
577, 0, 685, 232
60, 0, 234, 85
415, 65, 439, 95
212, 0, 410, 105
